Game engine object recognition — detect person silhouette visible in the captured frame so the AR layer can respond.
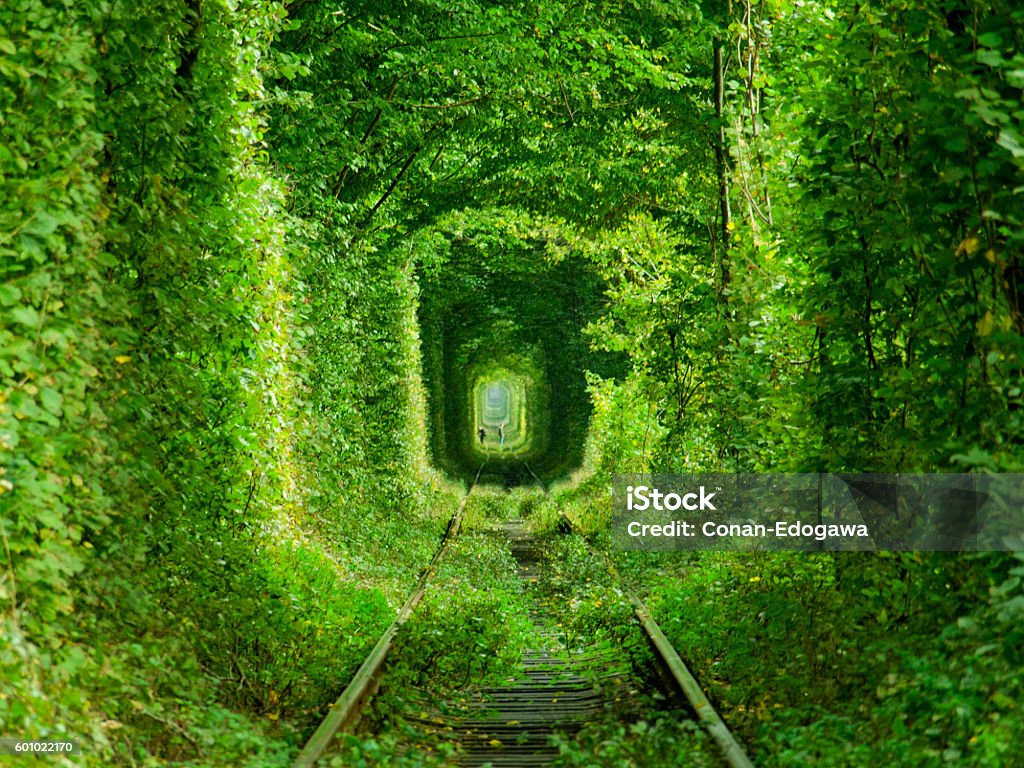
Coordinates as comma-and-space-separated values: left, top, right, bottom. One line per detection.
498, 422, 505, 445
477, 427, 486, 444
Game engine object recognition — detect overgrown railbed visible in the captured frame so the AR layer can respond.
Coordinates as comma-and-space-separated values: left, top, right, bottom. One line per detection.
601, 545, 1024, 767
548, 470, 1023, 766
538, 532, 717, 768
327, 489, 719, 767
326, 489, 534, 766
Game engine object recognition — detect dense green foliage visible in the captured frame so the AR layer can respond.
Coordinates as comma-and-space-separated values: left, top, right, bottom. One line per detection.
3, 0, 1023, 765
416, 209, 623, 483
620, 551, 1024, 766
548, 1, 1024, 762
2, 1, 456, 763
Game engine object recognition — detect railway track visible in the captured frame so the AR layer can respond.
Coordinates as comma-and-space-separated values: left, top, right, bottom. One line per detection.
293, 478, 753, 768
396, 518, 652, 767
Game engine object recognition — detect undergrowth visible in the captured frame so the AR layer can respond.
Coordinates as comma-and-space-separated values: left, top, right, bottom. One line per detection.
611, 548, 1024, 767
337, 489, 535, 764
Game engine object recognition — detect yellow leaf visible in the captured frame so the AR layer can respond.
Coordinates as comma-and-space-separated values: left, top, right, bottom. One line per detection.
977, 311, 995, 337
488, 739, 503, 747
114, 355, 132, 364
957, 236, 981, 257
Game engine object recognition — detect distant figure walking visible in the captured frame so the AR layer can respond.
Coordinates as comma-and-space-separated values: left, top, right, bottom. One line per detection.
478, 427, 486, 444
498, 422, 505, 445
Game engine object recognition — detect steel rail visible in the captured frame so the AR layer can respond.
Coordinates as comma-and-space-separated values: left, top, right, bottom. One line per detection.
520, 460, 547, 492
630, 597, 755, 768
294, 466, 753, 768
556, 511, 755, 768
291, 470, 482, 768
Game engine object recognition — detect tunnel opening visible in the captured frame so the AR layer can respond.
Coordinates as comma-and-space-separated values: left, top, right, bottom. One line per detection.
417, 218, 624, 486
474, 379, 523, 454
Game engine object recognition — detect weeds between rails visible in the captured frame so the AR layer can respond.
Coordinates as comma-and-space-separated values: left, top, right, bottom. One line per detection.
296, 468, 752, 767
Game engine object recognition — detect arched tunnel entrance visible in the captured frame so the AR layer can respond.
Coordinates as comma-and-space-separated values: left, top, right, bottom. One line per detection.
417, 225, 624, 486
474, 380, 521, 453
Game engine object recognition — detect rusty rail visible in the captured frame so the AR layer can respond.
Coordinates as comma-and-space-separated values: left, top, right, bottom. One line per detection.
294, 471, 753, 768
557, 512, 755, 768
291, 485, 473, 768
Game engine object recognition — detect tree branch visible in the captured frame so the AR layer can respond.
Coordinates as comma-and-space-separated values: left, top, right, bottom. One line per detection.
410, 95, 487, 110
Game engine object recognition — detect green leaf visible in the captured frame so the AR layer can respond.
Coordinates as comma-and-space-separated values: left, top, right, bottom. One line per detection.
0, 284, 21, 306
10, 306, 40, 327
976, 32, 1003, 48
39, 388, 63, 417
25, 210, 60, 237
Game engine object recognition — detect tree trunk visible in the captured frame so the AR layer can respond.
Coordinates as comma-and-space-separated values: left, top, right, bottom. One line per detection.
713, 37, 732, 293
